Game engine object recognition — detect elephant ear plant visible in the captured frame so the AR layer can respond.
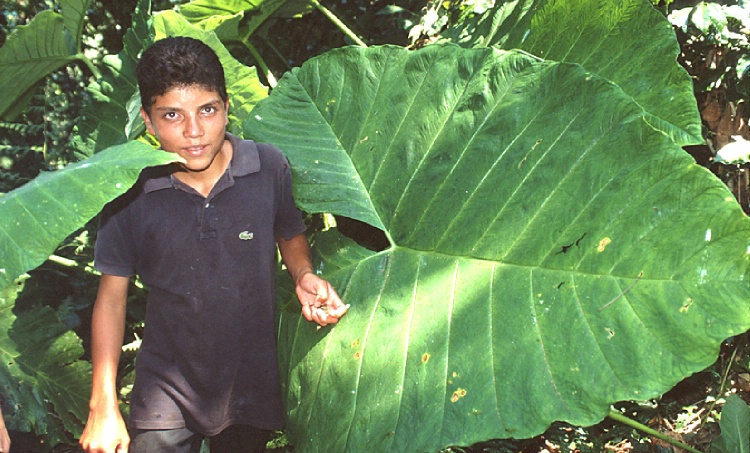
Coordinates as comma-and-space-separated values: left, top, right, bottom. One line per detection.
246, 43, 750, 453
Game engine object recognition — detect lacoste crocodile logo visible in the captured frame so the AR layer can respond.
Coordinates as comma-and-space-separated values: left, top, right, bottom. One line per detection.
238, 231, 254, 240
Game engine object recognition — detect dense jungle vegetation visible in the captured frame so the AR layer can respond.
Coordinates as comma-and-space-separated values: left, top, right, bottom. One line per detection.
3, 0, 750, 452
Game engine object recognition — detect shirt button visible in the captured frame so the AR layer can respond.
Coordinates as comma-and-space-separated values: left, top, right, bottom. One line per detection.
205, 203, 210, 208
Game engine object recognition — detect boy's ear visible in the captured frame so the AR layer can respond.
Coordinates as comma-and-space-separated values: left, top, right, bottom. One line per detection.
224, 100, 229, 126
141, 107, 155, 135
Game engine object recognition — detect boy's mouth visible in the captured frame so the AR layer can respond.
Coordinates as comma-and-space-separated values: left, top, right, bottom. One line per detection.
183, 145, 207, 156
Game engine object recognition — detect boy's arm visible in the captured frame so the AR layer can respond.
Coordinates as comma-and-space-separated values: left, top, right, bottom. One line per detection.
277, 234, 348, 327
0, 406, 9, 453
79, 274, 130, 453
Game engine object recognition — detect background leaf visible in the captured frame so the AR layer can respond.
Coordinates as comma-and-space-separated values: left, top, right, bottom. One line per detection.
711, 394, 750, 453
0, 0, 92, 120
178, 0, 266, 21
247, 44, 750, 452
178, 0, 313, 37
440, 0, 702, 146
75, 0, 154, 156
0, 141, 178, 289
0, 276, 92, 447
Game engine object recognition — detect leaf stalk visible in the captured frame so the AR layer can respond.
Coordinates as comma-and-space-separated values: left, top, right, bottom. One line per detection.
78, 54, 102, 79
309, 0, 367, 48
608, 409, 703, 453
243, 40, 278, 88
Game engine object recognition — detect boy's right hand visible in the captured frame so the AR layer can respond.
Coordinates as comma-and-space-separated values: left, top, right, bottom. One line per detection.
79, 405, 129, 453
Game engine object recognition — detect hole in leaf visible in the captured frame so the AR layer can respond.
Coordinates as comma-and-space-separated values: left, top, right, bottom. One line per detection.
336, 216, 390, 252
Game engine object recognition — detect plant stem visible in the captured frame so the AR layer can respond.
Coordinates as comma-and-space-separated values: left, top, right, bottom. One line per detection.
48, 254, 99, 275
309, 0, 367, 47
608, 409, 704, 453
48, 254, 78, 267
244, 41, 277, 88
78, 54, 102, 79
702, 343, 738, 429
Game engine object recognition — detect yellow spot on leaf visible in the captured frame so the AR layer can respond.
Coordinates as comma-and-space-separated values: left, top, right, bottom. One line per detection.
451, 388, 467, 403
598, 237, 611, 252
351, 339, 359, 348
422, 353, 430, 363
680, 298, 694, 313
354, 351, 361, 360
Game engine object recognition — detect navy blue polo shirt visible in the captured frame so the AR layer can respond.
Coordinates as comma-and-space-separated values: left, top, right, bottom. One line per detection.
95, 133, 306, 435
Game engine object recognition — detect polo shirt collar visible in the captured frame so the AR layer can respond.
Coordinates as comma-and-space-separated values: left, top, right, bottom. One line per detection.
142, 132, 260, 194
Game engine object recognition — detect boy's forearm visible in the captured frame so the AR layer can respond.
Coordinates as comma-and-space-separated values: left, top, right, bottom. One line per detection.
88, 275, 129, 410
277, 234, 314, 284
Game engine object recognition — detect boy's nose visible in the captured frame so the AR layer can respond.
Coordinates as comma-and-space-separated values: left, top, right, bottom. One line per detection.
184, 115, 204, 138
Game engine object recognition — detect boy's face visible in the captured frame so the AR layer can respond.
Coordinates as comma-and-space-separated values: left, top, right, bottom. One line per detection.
141, 84, 229, 175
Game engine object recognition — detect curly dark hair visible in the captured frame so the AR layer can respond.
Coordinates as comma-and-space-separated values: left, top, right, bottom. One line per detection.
136, 36, 228, 114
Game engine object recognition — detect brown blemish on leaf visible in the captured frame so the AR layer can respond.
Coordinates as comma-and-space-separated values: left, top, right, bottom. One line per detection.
680, 298, 694, 313
422, 353, 430, 363
354, 351, 361, 360
598, 237, 611, 252
351, 339, 359, 348
451, 388, 467, 403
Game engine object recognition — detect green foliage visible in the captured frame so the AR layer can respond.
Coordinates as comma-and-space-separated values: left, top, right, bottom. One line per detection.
178, 0, 313, 38
74, 0, 155, 156
0, 0, 94, 120
440, 0, 703, 147
0, 276, 91, 446
711, 394, 750, 453
0, 141, 178, 289
247, 43, 750, 452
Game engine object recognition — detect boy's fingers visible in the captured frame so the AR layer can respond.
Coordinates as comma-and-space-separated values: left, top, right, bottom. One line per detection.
301, 303, 314, 321
317, 282, 329, 301
313, 307, 328, 326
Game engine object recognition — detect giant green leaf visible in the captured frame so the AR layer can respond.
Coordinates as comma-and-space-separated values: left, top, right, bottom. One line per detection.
178, 0, 313, 38
440, 0, 702, 146
179, 0, 265, 21
0, 141, 178, 289
0, 276, 92, 447
0, 0, 92, 119
246, 45, 750, 452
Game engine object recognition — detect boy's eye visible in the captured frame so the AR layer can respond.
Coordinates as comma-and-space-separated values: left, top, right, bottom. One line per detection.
164, 111, 178, 120
202, 106, 217, 114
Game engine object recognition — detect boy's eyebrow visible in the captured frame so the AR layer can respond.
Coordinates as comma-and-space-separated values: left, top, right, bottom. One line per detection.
152, 99, 224, 112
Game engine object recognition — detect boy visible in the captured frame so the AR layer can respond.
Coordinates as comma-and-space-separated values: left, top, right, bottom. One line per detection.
79, 37, 347, 453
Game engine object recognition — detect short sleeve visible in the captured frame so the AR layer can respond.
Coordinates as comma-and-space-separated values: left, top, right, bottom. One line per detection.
94, 189, 139, 277
267, 145, 307, 241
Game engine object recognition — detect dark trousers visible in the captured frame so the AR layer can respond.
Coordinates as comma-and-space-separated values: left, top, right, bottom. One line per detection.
130, 424, 272, 453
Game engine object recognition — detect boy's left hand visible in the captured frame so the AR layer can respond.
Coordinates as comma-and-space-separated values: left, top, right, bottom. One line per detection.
296, 273, 348, 327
